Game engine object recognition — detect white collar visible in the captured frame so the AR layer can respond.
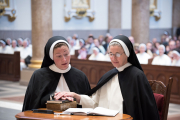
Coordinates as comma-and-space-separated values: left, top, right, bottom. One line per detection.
49, 64, 71, 73
116, 62, 132, 72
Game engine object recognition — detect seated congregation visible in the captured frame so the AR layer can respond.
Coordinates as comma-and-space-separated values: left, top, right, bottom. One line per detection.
1, 31, 180, 70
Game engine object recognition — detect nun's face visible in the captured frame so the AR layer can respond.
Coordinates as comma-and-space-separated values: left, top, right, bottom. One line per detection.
23, 41, 28, 48
93, 49, 98, 56
18, 40, 22, 46
158, 47, 164, 56
12, 41, 17, 48
139, 46, 145, 53
53, 45, 71, 70
7, 40, 11, 45
0, 43, 5, 47
79, 41, 83, 47
109, 45, 128, 68
94, 39, 99, 46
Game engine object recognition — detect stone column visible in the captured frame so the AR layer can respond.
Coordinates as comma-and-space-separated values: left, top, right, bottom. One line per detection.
131, 0, 150, 43
28, 0, 52, 68
108, 0, 122, 37
20, 0, 52, 85
172, 0, 180, 37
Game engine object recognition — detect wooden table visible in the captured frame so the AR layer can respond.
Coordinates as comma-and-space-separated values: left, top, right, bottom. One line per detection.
15, 110, 133, 120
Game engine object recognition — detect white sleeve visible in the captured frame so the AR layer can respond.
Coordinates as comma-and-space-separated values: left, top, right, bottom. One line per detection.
79, 89, 100, 108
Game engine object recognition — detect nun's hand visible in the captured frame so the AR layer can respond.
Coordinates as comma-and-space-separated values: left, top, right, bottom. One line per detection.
54, 92, 81, 103
54, 92, 74, 100
54, 92, 67, 100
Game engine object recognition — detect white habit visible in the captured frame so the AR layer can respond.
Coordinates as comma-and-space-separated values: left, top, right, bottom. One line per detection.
88, 53, 105, 61
0, 46, 13, 54
171, 59, 180, 66
9, 47, 21, 54
20, 47, 32, 70
152, 54, 171, 66
136, 52, 151, 64
80, 63, 132, 113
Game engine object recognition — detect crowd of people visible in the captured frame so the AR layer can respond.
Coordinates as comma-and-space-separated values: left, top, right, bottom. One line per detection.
0, 38, 32, 70
67, 31, 180, 66
133, 31, 180, 66
1, 30, 180, 71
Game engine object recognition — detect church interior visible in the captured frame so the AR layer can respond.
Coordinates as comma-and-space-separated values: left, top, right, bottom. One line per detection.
0, 0, 180, 120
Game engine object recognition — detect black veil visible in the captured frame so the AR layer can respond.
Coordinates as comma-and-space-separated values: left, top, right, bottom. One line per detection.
113, 35, 143, 71
41, 36, 68, 68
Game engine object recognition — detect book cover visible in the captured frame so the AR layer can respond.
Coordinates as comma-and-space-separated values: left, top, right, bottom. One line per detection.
46, 101, 77, 111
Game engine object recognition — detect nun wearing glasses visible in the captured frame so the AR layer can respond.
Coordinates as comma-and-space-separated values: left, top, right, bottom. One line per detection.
22, 36, 91, 111
55, 35, 160, 120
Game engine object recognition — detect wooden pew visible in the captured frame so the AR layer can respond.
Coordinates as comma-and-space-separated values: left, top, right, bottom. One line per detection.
142, 64, 180, 104
70, 58, 180, 104
0, 52, 20, 81
71, 58, 114, 88
148, 58, 153, 64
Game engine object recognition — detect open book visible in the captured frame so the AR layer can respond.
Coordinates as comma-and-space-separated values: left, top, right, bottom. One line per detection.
62, 107, 119, 117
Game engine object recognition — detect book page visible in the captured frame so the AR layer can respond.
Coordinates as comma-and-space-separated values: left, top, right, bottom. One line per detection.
63, 108, 93, 115
88, 107, 119, 116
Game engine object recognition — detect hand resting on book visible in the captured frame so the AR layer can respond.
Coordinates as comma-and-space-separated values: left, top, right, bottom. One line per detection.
54, 92, 81, 103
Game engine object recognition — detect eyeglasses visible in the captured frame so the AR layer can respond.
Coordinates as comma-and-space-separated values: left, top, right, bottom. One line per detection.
108, 52, 124, 58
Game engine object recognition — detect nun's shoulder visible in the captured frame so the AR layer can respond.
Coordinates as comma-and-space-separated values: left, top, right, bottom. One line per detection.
28, 68, 51, 84
125, 66, 150, 84
126, 66, 145, 77
101, 68, 118, 79
32, 67, 52, 76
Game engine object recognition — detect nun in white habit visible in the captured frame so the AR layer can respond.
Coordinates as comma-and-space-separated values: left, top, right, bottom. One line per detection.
20, 40, 32, 70
0, 40, 12, 54
6, 38, 12, 46
17, 38, 23, 50
152, 44, 171, 66
88, 47, 105, 61
171, 50, 180, 66
55, 35, 160, 120
136, 43, 151, 64
9, 40, 21, 53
